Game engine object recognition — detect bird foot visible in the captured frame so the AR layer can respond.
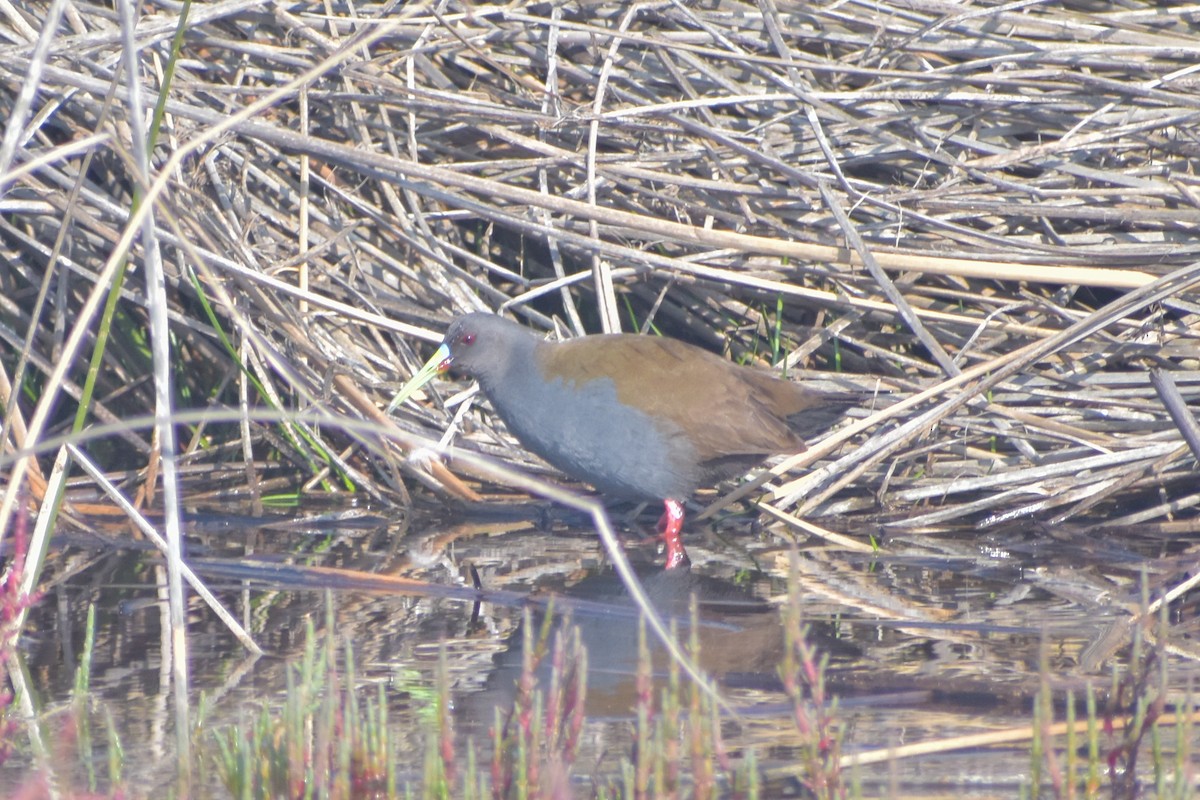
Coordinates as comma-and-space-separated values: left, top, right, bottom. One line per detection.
657, 499, 689, 570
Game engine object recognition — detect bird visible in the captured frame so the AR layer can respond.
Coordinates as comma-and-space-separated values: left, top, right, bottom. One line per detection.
393, 312, 858, 568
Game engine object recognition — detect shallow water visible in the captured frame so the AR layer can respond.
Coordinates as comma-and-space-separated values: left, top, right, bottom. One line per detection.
5, 498, 1198, 795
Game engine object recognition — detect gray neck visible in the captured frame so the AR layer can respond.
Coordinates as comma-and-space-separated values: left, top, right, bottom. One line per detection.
475, 331, 540, 398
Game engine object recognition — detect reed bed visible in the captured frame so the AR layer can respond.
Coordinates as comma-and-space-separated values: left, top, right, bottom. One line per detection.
3, 5, 1200, 584
4, 1, 1199, 538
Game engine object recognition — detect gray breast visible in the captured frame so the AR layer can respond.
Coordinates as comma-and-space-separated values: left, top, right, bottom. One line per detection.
480, 365, 699, 501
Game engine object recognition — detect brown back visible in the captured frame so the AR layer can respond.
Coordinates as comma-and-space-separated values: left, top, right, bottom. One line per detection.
538, 334, 829, 463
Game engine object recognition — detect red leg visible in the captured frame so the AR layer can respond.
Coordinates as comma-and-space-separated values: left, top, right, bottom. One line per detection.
656, 498, 689, 570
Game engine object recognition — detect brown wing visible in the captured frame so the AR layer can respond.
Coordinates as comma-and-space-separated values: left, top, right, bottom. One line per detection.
538, 334, 825, 462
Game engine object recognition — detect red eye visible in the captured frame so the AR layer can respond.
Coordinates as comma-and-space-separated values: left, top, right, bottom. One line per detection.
460, 333, 476, 345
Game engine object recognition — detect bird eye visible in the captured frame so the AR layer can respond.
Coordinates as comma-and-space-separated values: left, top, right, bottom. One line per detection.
460, 333, 476, 346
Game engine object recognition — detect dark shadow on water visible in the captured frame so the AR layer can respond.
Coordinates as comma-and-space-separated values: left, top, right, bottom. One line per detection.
461, 564, 811, 722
